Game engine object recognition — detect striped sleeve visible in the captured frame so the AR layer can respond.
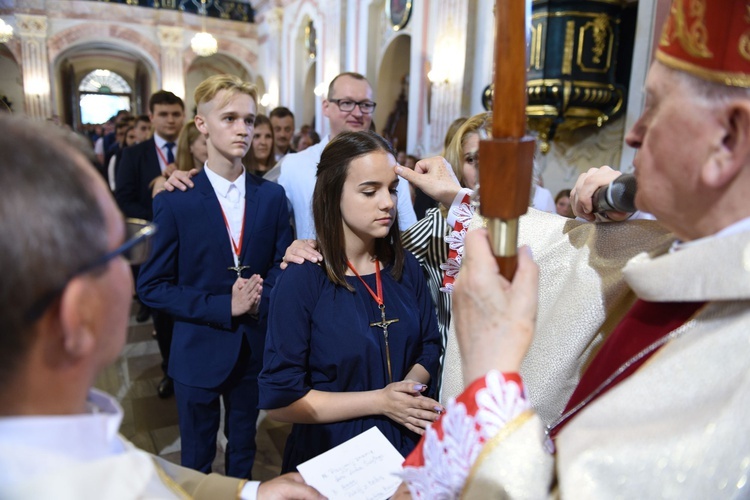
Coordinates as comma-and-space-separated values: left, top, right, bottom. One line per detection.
402, 208, 451, 396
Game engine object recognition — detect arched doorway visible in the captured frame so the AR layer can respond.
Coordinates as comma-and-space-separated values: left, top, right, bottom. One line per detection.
293, 16, 317, 129
53, 44, 155, 128
49, 24, 161, 128
0, 44, 23, 114
185, 53, 253, 118
376, 34, 411, 152
78, 69, 133, 124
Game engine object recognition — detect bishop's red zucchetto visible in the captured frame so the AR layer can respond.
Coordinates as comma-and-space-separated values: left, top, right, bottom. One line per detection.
656, 0, 750, 87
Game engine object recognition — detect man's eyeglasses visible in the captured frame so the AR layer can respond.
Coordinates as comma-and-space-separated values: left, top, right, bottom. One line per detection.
24, 219, 157, 323
101, 219, 156, 267
329, 99, 377, 114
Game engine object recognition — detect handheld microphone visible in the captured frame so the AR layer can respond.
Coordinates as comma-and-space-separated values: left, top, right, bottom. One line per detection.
592, 174, 637, 214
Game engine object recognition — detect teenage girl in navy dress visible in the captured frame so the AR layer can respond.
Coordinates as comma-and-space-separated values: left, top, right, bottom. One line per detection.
259, 130, 443, 472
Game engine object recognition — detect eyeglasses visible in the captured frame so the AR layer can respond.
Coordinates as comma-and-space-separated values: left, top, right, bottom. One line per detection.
329, 99, 377, 114
24, 219, 157, 323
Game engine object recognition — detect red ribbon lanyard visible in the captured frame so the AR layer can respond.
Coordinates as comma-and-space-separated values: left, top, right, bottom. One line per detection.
346, 260, 382, 305
220, 206, 245, 262
155, 143, 169, 170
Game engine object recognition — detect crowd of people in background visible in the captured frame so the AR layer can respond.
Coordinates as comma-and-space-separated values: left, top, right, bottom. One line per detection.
77, 102, 577, 227
79, 105, 324, 191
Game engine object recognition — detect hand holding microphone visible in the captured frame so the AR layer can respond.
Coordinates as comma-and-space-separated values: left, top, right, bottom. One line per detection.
571, 166, 637, 221
593, 174, 637, 214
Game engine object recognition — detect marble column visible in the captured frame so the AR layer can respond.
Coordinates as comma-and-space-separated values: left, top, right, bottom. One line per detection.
157, 26, 185, 98
427, 0, 468, 152
264, 7, 284, 109
16, 14, 52, 119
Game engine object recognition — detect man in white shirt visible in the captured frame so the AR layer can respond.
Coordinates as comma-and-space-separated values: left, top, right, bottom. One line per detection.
277, 72, 417, 239
0, 115, 321, 499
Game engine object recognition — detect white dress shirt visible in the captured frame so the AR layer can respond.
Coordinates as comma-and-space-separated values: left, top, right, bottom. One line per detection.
204, 163, 247, 266
0, 389, 261, 499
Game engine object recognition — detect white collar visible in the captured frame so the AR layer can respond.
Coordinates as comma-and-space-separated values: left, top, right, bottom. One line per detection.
204, 162, 247, 200
153, 133, 175, 149
671, 216, 750, 252
0, 388, 125, 462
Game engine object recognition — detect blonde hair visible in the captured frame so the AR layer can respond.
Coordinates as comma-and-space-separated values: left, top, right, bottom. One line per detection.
443, 112, 541, 205
176, 121, 202, 172
194, 74, 258, 109
444, 112, 490, 187
442, 117, 468, 153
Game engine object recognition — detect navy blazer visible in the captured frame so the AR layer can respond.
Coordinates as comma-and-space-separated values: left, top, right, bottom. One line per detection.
115, 137, 161, 220
137, 170, 293, 388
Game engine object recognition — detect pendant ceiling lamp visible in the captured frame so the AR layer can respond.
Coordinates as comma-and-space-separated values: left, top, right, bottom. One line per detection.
191, 0, 217, 57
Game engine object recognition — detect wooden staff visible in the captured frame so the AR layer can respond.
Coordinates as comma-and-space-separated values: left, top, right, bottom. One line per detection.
478, 0, 535, 280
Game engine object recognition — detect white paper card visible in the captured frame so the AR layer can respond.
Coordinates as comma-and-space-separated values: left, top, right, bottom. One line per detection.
296, 426, 404, 500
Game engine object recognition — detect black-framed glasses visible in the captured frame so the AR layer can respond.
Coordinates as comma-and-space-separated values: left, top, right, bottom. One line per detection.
329, 99, 377, 114
24, 219, 157, 323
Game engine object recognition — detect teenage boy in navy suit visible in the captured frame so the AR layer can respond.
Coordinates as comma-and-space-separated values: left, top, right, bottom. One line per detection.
138, 75, 292, 479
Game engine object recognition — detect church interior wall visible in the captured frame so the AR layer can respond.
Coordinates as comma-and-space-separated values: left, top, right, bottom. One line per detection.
0, 44, 24, 114
280, 0, 327, 136
364, 0, 384, 94
0, 0, 663, 200
290, 13, 313, 130
466, 0, 494, 118
374, 33, 410, 150
184, 52, 253, 117
301, 61, 316, 127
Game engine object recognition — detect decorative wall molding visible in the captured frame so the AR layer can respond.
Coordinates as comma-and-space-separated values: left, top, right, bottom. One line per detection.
157, 25, 183, 97
427, 0, 468, 153
538, 115, 627, 192
16, 13, 51, 118
47, 23, 161, 71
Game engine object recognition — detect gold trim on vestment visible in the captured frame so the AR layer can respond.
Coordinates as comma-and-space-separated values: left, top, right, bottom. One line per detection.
236, 479, 249, 500
151, 458, 193, 500
656, 50, 750, 88
461, 409, 535, 499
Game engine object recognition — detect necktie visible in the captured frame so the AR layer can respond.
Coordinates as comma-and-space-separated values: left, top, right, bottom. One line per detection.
164, 142, 175, 164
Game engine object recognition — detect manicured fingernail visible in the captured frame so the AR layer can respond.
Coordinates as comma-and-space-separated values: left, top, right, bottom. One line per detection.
434, 406, 444, 413
395, 166, 403, 174
413, 384, 426, 391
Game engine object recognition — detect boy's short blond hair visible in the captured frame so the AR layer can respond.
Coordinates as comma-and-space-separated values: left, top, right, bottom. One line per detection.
194, 74, 258, 108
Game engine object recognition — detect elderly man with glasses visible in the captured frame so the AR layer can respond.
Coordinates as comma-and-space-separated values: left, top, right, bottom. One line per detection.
0, 115, 322, 499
